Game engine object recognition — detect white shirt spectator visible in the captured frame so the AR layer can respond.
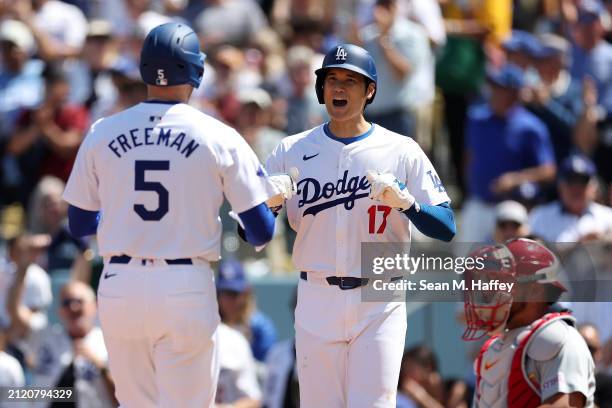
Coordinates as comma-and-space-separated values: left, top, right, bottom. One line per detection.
33, 0, 88, 50
0, 350, 25, 386
0, 260, 52, 330
216, 323, 262, 404
26, 325, 114, 408
529, 202, 612, 242
404, 0, 446, 48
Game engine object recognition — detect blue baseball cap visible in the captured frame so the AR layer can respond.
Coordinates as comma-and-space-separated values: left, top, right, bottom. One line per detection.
486, 64, 525, 89
578, 0, 605, 23
502, 30, 537, 54
559, 154, 597, 180
216, 259, 249, 292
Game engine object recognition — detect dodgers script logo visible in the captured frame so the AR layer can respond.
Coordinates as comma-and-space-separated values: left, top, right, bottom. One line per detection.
297, 170, 369, 216
335, 46, 347, 61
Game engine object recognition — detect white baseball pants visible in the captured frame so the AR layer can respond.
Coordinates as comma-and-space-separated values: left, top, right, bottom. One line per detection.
97, 259, 220, 408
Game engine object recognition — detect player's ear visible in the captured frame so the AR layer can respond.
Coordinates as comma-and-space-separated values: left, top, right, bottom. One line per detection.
366, 82, 375, 101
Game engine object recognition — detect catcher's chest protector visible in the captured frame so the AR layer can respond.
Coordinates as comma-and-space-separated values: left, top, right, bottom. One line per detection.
475, 312, 572, 408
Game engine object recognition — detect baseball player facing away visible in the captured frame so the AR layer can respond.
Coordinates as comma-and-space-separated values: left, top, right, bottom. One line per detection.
62, 23, 278, 407
463, 239, 595, 408
263, 44, 456, 407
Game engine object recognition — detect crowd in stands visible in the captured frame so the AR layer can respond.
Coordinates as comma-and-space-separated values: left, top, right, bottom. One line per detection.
1, 0, 612, 406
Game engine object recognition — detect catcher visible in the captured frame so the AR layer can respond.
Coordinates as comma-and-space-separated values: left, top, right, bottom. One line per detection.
463, 238, 595, 408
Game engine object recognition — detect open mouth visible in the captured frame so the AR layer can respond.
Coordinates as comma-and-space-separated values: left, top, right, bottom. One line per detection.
332, 99, 347, 107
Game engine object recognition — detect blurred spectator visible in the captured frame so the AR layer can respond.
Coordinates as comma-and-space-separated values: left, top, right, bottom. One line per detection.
404, 0, 446, 49
7, 63, 89, 206
436, 0, 512, 195
27, 176, 92, 279
524, 34, 583, 166
282, 45, 323, 136
1, 233, 52, 340
0, 318, 25, 387
460, 64, 555, 243
578, 323, 612, 408
95, 0, 172, 38
502, 30, 539, 72
361, 0, 433, 139
492, 200, 530, 243
442, 378, 469, 408
578, 323, 603, 365
569, 0, 612, 116
529, 154, 612, 242
397, 345, 444, 408
216, 323, 262, 407
217, 259, 277, 362
263, 287, 299, 408
195, 0, 268, 48
24, 281, 115, 407
9, 0, 88, 61
235, 88, 284, 161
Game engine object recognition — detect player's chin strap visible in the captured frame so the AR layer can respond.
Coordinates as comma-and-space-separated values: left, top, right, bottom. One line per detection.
365, 170, 416, 211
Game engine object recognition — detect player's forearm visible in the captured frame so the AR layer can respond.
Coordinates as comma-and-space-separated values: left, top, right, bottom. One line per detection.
238, 202, 276, 246
403, 202, 456, 242
67, 205, 100, 238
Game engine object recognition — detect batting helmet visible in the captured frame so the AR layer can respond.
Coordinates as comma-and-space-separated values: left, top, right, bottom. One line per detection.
139, 22, 205, 89
315, 44, 377, 105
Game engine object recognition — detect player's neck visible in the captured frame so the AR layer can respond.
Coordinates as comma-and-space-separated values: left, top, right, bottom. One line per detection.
146, 85, 193, 104
328, 117, 370, 138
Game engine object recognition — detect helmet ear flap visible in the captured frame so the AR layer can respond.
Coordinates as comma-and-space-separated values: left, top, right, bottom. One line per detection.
315, 73, 325, 104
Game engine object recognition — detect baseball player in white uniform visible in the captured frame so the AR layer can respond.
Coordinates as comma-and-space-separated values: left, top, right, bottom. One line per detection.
264, 44, 456, 407
463, 239, 595, 408
62, 23, 277, 407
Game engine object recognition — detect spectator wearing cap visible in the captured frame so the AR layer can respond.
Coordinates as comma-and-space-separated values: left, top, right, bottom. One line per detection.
0, 20, 44, 141
529, 154, 612, 242
492, 200, 530, 243
217, 259, 277, 362
502, 30, 540, 72
570, 0, 612, 116
459, 64, 556, 243
524, 34, 583, 166
235, 87, 285, 161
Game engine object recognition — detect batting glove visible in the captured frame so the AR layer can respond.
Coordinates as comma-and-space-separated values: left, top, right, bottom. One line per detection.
266, 167, 299, 211
365, 170, 416, 211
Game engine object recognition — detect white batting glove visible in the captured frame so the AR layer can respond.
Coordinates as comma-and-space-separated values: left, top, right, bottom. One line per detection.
266, 167, 299, 210
365, 170, 416, 211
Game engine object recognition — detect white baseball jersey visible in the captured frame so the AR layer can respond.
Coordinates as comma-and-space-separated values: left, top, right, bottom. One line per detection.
63, 101, 276, 260
265, 124, 450, 276
216, 323, 262, 404
475, 318, 595, 408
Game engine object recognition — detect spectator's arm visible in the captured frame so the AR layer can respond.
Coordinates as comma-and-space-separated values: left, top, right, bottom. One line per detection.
6, 123, 40, 155
573, 77, 600, 155
491, 163, 556, 195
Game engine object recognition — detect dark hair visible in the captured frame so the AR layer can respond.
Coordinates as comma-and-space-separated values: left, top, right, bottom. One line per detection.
42, 63, 68, 85
402, 345, 439, 372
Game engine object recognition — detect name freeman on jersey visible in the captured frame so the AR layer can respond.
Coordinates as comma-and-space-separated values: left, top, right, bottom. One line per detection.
107, 127, 200, 159
298, 170, 370, 216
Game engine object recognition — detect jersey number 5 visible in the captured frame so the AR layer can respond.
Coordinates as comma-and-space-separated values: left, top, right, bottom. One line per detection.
368, 205, 391, 234
134, 160, 169, 221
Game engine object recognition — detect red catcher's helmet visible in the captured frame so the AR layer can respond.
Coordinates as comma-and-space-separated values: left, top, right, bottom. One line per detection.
462, 239, 566, 341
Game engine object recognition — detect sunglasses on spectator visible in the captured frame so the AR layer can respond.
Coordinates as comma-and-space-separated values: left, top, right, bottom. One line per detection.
496, 221, 521, 229
563, 174, 591, 185
61, 298, 84, 308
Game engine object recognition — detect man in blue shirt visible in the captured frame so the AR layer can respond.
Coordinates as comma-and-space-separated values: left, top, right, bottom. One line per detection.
459, 64, 556, 243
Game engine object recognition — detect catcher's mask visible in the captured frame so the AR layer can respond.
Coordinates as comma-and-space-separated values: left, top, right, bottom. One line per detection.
462, 244, 516, 341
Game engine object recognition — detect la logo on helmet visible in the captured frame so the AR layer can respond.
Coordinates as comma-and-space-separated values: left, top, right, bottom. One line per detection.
335, 46, 347, 61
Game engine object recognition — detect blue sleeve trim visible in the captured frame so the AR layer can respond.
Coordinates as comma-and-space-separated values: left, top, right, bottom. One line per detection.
238, 202, 276, 246
67, 205, 100, 238
403, 202, 456, 242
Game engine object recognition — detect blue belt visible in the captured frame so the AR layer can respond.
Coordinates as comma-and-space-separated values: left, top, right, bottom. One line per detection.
109, 255, 193, 265
300, 271, 402, 290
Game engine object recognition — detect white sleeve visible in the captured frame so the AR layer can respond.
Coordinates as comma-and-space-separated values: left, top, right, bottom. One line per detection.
220, 131, 277, 214
404, 143, 450, 206
264, 142, 286, 174
64, 8, 87, 48
537, 330, 595, 402
62, 126, 101, 211
235, 349, 263, 401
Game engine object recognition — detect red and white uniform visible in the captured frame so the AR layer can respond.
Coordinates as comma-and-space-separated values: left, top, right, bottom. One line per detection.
474, 313, 595, 408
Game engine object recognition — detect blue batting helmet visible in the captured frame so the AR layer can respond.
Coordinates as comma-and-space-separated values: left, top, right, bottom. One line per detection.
315, 44, 377, 105
139, 22, 205, 88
